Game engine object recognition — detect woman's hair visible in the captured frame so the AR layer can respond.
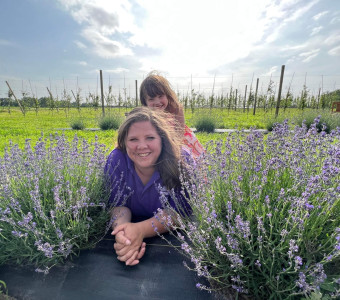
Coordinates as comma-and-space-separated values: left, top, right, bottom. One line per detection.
117, 107, 183, 190
140, 71, 182, 115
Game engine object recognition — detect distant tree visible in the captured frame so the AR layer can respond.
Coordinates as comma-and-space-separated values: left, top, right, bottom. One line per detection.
39, 97, 50, 107
283, 90, 293, 111
0, 98, 11, 107
298, 84, 308, 110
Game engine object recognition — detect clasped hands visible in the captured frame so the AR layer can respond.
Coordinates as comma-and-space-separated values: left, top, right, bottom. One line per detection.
111, 222, 146, 266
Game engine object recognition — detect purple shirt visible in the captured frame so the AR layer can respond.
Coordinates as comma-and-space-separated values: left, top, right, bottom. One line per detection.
105, 148, 189, 219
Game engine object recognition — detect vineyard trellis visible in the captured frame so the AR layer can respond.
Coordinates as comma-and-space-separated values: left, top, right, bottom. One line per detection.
1, 67, 340, 116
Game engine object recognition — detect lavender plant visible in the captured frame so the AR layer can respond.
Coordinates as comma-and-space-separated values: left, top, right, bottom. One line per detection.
164, 118, 340, 299
0, 134, 110, 273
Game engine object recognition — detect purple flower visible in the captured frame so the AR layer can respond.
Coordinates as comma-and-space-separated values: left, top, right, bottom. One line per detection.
288, 239, 299, 258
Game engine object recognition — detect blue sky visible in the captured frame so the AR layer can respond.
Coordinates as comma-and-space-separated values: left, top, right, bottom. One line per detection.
0, 0, 340, 99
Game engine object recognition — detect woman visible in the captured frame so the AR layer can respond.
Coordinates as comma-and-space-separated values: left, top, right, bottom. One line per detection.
105, 107, 190, 266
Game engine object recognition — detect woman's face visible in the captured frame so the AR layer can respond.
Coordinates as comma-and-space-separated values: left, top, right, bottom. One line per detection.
145, 94, 169, 110
125, 121, 162, 173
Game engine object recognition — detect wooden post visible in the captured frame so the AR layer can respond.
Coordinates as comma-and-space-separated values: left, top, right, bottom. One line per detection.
47, 87, 54, 110
253, 78, 259, 115
275, 65, 285, 118
243, 85, 247, 113
135, 80, 138, 107
234, 89, 238, 111
70, 90, 76, 101
100, 70, 105, 116
6, 81, 25, 115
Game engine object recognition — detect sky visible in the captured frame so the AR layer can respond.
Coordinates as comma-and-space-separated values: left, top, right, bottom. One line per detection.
0, 0, 340, 99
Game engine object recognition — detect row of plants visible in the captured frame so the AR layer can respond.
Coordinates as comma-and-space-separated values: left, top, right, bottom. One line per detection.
161, 119, 340, 299
2, 81, 339, 116
266, 110, 340, 133
70, 113, 124, 130
0, 134, 111, 273
71, 110, 258, 132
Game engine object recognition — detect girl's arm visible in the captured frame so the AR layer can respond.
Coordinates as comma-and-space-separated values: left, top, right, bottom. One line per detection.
175, 106, 185, 128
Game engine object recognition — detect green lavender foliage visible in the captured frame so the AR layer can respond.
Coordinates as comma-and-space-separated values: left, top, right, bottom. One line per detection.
0, 134, 111, 273
163, 120, 340, 299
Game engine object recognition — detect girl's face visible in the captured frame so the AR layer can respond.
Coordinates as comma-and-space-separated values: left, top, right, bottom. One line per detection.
145, 94, 169, 110
125, 121, 162, 173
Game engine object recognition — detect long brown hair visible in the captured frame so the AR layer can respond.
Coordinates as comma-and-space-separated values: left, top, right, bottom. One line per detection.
117, 107, 183, 189
140, 71, 182, 115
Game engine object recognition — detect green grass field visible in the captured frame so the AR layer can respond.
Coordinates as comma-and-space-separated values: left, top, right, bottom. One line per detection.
0, 107, 311, 155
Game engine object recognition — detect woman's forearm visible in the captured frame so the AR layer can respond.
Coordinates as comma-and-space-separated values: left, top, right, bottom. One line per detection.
111, 207, 132, 229
138, 211, 174, 238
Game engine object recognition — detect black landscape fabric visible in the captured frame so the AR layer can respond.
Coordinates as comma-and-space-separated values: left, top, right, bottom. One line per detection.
0, 234, 213, 300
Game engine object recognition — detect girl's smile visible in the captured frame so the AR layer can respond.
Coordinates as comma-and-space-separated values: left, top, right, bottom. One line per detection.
145, 94, 169, 110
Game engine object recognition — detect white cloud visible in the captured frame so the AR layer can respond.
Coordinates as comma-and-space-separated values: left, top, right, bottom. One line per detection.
286, 55, 297, 64
133, 0, 321, 75
56, 0, 327, 77
330, 15, 340, 24
58, 0, 137, 57
0, 39, 13, 46
281, 43, 307, 51
105, 68, 129, 73
71, 3, 119, 31
280, 0, 319, 23
310, 26, 323, 36
328, 45, 340, 56
79, 61, 87, 66
299, 49, 320, 62
81, 27, 133, 58
324, 32, 340, 45
74, 40, 87, 49
312, 11, 328, 21
261, 66, 278, 76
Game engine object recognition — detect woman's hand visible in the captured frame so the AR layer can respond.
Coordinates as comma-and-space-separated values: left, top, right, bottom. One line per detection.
112, 223, 146, 266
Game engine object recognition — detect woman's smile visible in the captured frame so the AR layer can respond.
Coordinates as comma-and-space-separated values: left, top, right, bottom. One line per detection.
125, 121, 162, 174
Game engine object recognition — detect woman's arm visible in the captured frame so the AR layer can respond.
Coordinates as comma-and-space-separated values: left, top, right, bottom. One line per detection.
111, 206, 147, 266
111, 206, 132, 231
112, 209, 173, 265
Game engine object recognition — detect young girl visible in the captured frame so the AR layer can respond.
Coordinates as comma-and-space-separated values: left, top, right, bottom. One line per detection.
105, 107, 191, 266
140, 72, 205, 158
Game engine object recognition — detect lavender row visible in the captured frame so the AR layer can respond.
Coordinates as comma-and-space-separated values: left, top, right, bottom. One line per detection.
164, 118, 340, 299
0, 134, 111, 273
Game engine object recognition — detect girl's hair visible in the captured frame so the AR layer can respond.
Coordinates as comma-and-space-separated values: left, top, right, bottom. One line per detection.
140, 71, 182, 115
117, 107, 183, 189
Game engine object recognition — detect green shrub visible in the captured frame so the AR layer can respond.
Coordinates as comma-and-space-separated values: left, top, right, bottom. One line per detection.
194, 114, 217, 133
265, 114, 290, 131
265, 110, 340, 133
293, 110, 340, 133
70, 119, 85, 130
0, 135, 110, 272
98, 114, 123, 130
164, 122, 340, 299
